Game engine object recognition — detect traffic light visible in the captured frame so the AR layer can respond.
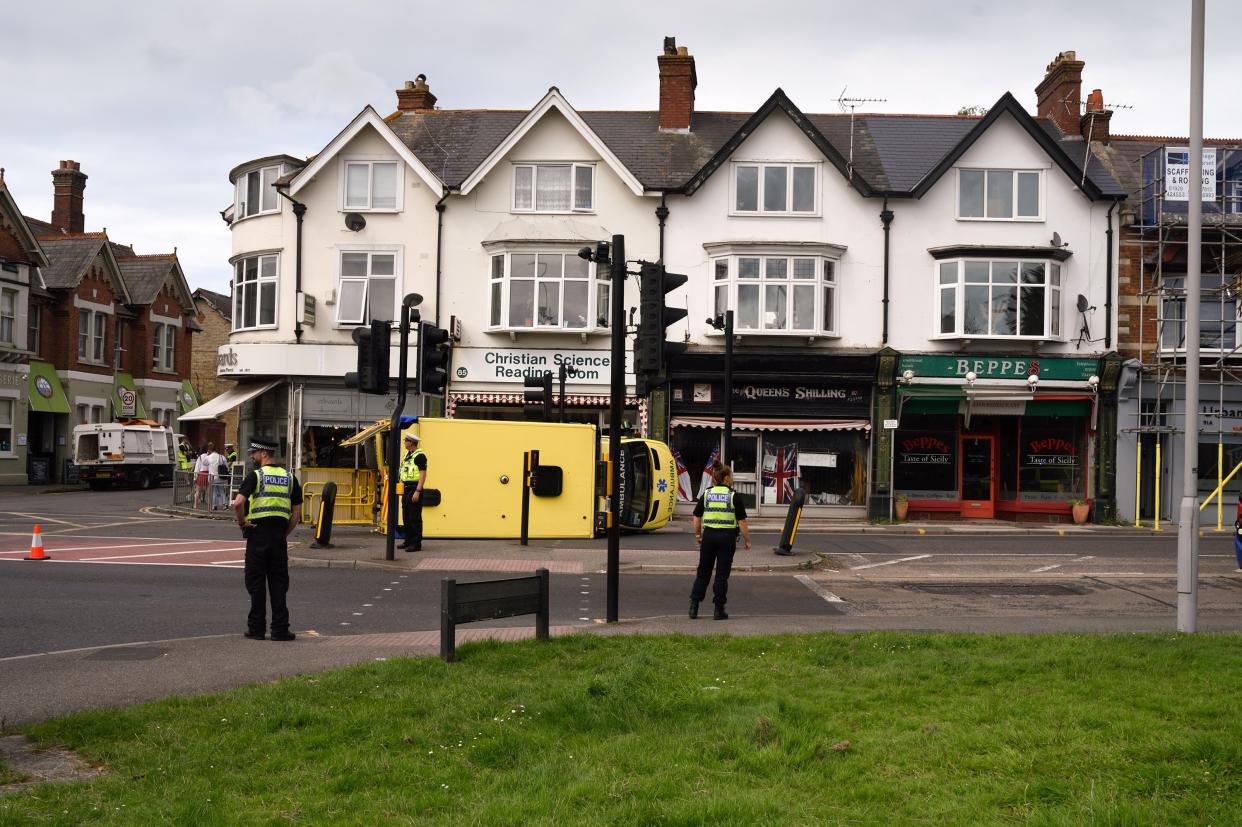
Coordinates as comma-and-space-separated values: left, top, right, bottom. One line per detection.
344, 320, 391, 394
418, 321, 451, 396
524, 371, 553, 420
635, 263, 688, 393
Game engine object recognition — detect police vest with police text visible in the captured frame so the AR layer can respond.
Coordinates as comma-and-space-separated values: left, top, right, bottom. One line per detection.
701, 485, 738, 530
246, 466, 293, 522
401, 450, 425, 483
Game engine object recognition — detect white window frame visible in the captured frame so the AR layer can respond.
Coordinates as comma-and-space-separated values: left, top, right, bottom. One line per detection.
486, 248, 609, 333
1158, 274, 1242, 354
956, 168, 1045, 222
0, 288, 15, 346
334, 246, 402, 327
233, 164, 281, 221
0, 397, 14, 455
232, 253, 279, 332
511, 163, 595, 213
29, 304, 40, 356
77, 309, 109, 365
709, 253, 839, 336
152, 322, 176, 372
934, 258, 1063, 340
340, 157, 403, 212
730, 162, 821, 216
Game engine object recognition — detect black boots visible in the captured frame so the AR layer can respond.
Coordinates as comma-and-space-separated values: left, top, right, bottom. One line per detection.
688, 599, 699, 619
713, 606, 729, 621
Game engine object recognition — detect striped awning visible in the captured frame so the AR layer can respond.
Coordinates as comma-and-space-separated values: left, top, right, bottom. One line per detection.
670, 417, 871, 432
449, 392, 643, 406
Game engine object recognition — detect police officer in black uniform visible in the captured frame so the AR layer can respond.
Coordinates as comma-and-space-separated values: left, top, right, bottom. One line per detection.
689, 460, 752, 620
399, 432, 428, 551
233, 437, 302, 641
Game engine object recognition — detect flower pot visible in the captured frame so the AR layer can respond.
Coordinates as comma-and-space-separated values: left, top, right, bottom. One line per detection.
1071, 502, 1090, 525
894, 499, 909, 521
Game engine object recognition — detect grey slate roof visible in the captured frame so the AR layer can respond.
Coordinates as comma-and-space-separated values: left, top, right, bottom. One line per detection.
194, 287, 232, 322
33, 234, 109, 289
385, 94, 1123, 199
116, 255, 177, 305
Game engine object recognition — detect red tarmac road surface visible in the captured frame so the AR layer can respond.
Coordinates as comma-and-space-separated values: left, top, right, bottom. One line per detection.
0, 533, 247, 567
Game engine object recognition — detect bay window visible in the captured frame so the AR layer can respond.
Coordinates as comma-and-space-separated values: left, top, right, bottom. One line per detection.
733, 163, 818, 215
711, 253, 837, 335
343, 160, 400, 211
336, 250, 398, 325
957, 168, 1042, 220
233, 253, 278, 331
487, 250, 608, 331
513, 164, 594, 212
234, 165, 281, 219
1160, 274, 1240, 352
937, 259, 1061, 339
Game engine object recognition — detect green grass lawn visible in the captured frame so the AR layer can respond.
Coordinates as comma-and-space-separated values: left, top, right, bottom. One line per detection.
3, 632, 1242, 825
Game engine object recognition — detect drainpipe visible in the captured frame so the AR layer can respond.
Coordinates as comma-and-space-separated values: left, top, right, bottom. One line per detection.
1105, 200, 1116, 349
434, 190, 449, 326
274, 186, 306, 344
880, 200, 894, 345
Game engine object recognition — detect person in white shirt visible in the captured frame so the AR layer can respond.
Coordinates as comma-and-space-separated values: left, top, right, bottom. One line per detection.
192, 446, 211, 509
200, 444, 227, 510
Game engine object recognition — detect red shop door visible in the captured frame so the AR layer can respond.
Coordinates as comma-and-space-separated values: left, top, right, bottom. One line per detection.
960, 435, 995, 519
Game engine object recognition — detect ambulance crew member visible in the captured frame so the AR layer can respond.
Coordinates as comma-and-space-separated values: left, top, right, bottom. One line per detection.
400, 432, 428, 551
233, 437, 302, 641
689, 460, 752, 620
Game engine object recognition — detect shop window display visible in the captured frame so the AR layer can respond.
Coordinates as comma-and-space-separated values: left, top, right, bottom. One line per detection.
894, 417, 958, 500
1018, 416, 1084, 501
761, 431, 865, 506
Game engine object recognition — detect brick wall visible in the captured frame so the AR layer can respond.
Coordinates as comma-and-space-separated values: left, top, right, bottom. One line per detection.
44, 256, 119, 377
1115, 225, 1158, 362
191, 296, 238, 442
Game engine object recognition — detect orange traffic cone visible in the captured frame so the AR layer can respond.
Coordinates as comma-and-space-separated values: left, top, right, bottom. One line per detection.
24, 524, 48, 561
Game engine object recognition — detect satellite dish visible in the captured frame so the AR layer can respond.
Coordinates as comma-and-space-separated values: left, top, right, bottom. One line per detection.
1051, 231, 1063, 248
1076, 294, 1090, 313
344, 213, 366, 232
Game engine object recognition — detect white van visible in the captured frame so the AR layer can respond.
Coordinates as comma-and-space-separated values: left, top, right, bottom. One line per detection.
73, 421, 177, 490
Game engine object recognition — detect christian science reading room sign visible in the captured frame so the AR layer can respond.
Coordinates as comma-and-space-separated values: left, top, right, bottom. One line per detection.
451, 348, 632, 385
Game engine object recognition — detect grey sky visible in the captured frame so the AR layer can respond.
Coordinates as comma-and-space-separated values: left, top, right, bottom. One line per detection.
4, 1, 1238, 295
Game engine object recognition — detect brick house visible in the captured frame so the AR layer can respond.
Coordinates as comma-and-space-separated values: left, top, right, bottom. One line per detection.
188, 287, 235, 450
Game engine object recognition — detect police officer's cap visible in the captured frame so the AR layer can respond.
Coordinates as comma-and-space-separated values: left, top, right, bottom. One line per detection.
403, 433, 420, 444
248, 437, 279, 454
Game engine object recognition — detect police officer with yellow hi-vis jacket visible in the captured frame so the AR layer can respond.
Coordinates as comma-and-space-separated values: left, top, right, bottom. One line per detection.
399, 432, 427, 551
689, 460, 752, 620
233, 438, 302, 641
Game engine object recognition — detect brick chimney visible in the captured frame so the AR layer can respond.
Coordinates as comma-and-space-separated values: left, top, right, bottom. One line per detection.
396, 75, 437, 112
1035, 50, 1085, 137
51, 160, 87, 233
1079, 88, 1112, 144
658, 37, 696, 132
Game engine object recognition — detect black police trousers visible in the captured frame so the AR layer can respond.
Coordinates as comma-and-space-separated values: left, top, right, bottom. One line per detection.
245, 525, 290, 634
401, 489, 423, 548
690, 528, 737, 607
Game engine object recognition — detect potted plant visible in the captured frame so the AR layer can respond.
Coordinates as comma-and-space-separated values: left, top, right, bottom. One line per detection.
1070, 499, 1090, 525
894, 494, 909, 522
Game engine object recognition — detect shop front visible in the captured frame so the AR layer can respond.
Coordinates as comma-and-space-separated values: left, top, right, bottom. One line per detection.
893, 354, 1103, 521
667, 352, 876, 517
26, 361, 70, 484
445, 345, 644, 433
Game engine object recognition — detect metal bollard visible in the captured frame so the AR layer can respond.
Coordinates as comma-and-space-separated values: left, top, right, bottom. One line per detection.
773, 486, 807, 556
311, 481, 338, 549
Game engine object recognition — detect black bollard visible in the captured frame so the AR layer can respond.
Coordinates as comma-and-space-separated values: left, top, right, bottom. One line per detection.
773, 486, 807, 556
311, 480, 338, 549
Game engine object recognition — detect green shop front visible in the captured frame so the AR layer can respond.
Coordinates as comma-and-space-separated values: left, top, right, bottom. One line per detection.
26, 361, 71, 484
889, 354, 1110, 522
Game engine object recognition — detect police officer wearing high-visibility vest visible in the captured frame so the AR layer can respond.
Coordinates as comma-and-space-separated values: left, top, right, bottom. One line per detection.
689, 459, 752, 620
233, 437, 303, 641
399, 432, 428, 551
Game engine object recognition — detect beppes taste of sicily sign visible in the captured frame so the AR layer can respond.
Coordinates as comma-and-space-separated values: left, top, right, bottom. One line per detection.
897, 355, 1100, 382
451, 348, 632, 385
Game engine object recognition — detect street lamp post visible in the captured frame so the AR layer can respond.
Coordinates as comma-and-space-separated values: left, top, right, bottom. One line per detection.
708, 310, 734, 464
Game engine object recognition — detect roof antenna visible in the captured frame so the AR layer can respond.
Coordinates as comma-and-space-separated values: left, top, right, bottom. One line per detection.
834, 86, 886, 182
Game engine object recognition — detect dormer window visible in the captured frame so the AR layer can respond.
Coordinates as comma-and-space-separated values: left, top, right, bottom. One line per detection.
732, 163, 819, 215
957, 169, 1043, 221
234, 165, 280, 220
343, 160, 401, 211
513, 164, 594, 212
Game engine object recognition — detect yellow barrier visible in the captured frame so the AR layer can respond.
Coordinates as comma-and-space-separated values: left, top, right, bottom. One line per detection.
301, 468, 377, 527
1134, 441, 1142, 529
1198, 458, 1242, 532
1154, 442, 1161, 533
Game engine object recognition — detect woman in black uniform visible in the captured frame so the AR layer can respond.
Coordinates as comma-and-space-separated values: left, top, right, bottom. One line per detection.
690, 460, 752, 620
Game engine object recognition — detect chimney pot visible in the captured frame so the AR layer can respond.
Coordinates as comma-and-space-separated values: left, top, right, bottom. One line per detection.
396, 75, 437, 112
657, 37, 696, 132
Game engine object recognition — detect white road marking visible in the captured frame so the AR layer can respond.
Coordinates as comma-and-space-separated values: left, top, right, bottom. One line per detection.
795, 574, 845, 603
850, 554, 931, 570
209, 560, 245, 565
80, 547, 249, 562
2, 539, 222, 555
1072, 556, 1095, 562
1032, 564, 1063, 573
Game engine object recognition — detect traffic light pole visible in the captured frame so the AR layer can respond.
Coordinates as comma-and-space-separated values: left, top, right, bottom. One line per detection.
607, 234, 625, 623
386, 295, 422, 562
723, 309, 733, 465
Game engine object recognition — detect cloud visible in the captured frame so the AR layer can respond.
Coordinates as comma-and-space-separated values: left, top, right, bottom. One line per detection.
226, 51, 390, 126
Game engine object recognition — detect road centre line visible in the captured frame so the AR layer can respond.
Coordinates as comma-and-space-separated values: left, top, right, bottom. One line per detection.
850, 554, 932, 570
0, 533, 245, 543
1032, 564, 1063, 573
795, 574, 845, 603
4, 512, 83, 527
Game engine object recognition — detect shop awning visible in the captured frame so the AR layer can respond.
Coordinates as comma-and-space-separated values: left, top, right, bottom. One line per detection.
670, 417, 871, 432
111, 371, 146, 419
341, 419, 390, 448
27, 361, 70, 414
179, 380, 201, 414
178, 379, 281, 422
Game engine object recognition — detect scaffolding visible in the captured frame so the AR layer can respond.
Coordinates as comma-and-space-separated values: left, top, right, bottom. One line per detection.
1122, 145, 1242, 526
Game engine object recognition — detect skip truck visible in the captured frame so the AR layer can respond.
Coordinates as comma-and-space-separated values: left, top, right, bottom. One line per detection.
72, 420, 181, 490
340, 417, 677, 539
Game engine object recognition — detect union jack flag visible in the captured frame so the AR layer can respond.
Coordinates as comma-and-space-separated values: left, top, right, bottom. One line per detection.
673, 449, 695, 502
699, 445, 721, 498
762, 443, 800, 504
